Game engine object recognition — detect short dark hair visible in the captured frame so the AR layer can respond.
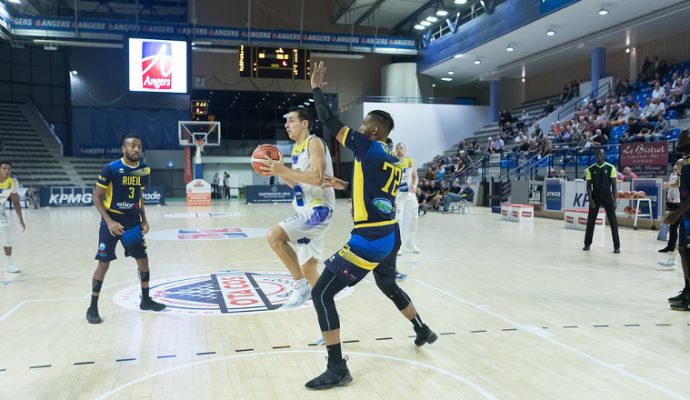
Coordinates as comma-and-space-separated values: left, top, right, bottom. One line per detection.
368, 110, 394, 133
0, 161, 11, 167
287, 106, 311, 128
121, 133, 142, 145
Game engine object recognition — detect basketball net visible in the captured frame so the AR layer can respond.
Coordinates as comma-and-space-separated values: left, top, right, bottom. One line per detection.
194, 139, 206, 164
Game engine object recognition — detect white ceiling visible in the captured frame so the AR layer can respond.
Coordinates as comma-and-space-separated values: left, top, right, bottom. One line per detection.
423, 0, 690, 86
333, 0, 429, 29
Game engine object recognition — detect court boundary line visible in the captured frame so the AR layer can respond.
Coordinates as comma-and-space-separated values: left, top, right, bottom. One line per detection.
92, 349, 497, 400
412, 278, 688, 400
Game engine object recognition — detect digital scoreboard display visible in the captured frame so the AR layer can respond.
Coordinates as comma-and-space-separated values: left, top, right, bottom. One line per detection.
239, 45, 310, 80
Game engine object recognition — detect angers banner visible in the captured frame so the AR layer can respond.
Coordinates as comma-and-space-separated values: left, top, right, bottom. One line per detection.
620, 142, 668, 177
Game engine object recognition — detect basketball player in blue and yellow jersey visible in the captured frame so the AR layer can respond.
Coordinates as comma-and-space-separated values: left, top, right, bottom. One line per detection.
305, 61, 437, 390
86, 134, 165, 324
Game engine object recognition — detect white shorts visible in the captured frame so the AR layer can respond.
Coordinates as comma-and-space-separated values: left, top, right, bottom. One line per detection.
0, 224, 11, 247
396, 191, 419, 220
278, 207, 334, 266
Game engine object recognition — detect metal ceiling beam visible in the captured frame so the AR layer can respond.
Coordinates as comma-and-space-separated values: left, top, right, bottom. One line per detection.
353, 0, 386, 26
333, 0, 357, 23
391, 0, 437, 34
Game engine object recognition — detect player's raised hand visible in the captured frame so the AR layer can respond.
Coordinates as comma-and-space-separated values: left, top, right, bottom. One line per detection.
310, 61, 327, 89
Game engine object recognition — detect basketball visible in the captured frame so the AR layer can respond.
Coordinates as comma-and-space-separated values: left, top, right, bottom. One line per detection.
251, 144, 283, 176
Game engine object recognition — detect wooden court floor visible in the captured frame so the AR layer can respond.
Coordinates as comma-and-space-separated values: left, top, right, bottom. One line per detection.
1, 199, 689, 399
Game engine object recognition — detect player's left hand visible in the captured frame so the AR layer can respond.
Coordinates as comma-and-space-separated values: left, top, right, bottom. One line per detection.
141, 221, 150, 235
260, 157, 286, 176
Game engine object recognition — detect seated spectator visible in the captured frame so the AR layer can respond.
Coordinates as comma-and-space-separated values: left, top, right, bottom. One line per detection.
528, 135, 543, 157
543, 99, 554, 116
547, 168, 558, 179
441, 180, 462, 213
668, 92, 689, 117
431, 179, 449, 210
652, 80, 666, 101
499, 109, 513, 127
651, 114, 669, 141
620, 79, 633, 96
514, 131, 529, 152
424, 167, 436, 181
559, 170, 569, 181
623, 117, 644, 142
517, 109, 529, 130
622, 167, 638, 182
416, 186, 428, 215
492, 136, 505, 153
486, 137, 495, 154
591, 128, 608, 145
533, 123, 543, 138
644, 97, 666, 119
629, 102, 642, 120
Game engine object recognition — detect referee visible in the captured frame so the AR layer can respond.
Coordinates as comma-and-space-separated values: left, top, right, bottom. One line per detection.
583, 148, 620, 253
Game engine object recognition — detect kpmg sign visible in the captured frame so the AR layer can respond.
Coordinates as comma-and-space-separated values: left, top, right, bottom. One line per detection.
245, 185, 293, 204
40, 186, 165, 206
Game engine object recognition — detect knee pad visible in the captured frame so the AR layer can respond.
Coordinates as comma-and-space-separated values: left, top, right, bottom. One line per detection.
92, 279, 103, 293
139, 271, 150, 283
378, 282, 411, 311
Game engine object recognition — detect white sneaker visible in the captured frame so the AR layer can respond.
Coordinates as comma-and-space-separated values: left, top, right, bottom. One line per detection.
4, 264, 20, 273
397, 249, 403, 256
407, 244, 421, 254
282, 281, 312, 309
314, 336, 325, 345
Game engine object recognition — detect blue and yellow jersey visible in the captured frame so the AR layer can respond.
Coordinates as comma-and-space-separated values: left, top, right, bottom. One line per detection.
96, 158, 150, 215
339, 127, 401, 227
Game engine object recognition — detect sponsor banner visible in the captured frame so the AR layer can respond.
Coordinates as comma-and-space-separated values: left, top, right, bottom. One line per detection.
164, 212, 241, 218
631, 178, 662, 220
113, 271, 353, 315
39, 187, 93, 207
146, 227, 268, 241
245, 185, 293, 204
620, 142, 668, 177
563, 181, 633, 209
186, 179, 211, 206
8, 15, 416, 51
500, 203, 533, 223
564, 208, 605, 231
143, 186, 165, 205
78, 146, 122, 156
545, 179, 564, 211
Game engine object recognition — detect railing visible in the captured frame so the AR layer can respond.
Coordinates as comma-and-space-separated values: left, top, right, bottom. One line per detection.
26, 97, 63, 156
557, 82, 612, 122
340, 96, 481, 113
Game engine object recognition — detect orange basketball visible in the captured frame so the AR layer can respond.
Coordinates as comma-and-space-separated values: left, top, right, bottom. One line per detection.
251, 144, 283, 176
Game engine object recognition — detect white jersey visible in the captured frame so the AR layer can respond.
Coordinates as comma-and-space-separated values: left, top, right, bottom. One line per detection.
291, 135, 335, 214
0, 177, 18, 225
398, 157, 415, 193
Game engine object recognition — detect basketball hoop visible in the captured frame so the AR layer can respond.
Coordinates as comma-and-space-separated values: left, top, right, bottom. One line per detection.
194, 138, 206, 164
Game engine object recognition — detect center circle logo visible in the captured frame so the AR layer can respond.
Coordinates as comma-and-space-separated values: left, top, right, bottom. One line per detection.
146, 227, 268, 240
113, 271, 354, 315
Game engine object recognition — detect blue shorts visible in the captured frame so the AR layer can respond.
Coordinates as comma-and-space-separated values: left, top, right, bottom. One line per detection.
324, 223, 401, 287
95, 212, 147, 262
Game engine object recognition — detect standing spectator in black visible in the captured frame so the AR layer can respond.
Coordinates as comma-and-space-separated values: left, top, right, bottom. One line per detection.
499, 109, 513, 128
620, 79, 633, 96
583, 148, 620, 253
533, 123, 544, 138
640, 57, 652, 81
660, 159, 682, 253
543, 100, 554, 117
560, 83, 571, 103
223, 172, 231, 199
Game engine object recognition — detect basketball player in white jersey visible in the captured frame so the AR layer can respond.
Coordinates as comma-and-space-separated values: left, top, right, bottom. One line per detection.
395, 143, 420, 254
262, 106, 336, 308
0, 161, 26, 273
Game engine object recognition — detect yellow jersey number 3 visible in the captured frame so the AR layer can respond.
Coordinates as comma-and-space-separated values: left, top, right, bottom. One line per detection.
382, 162, 402, 196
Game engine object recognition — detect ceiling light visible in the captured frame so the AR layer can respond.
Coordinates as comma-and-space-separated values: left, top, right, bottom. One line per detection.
441, 77, 453, 82
432, 83, 436, 88
473, 59, 481, 65
454, 0, 467, 4
546, 29, 556, 36
506, 45, 515, 52
521, 78, 525, 82
448, 71, 454, 75
414, 24, 426, 30
420, 21, 431, 26
8, 0, 20, 3
436, 10, 448, 16
426, 16, 438, 22
598, 8, 608, 15
454, 53, 463, 59
625, 47, 630, 53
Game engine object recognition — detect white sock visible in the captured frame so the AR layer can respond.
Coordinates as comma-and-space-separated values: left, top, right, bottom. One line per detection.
4, 255, 12, 265
408, 218, 419, 246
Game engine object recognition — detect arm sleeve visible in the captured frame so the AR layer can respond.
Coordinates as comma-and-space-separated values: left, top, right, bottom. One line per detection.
96, 165, 112, 188
313, 87, 344, 135
610, 166, 618, 179
585, 168, 592, 181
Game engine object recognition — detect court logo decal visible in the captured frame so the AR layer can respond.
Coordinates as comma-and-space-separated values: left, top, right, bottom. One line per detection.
146, 227, 267, 240
164, 212, 241, 219
113, 271, 353, 315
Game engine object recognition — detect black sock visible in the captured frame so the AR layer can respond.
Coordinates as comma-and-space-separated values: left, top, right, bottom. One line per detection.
90, 295, 99, 308
326, 343, 343, 366
410, 314, 425, 333
685, 278, 690, 292
142, 287, 150, 300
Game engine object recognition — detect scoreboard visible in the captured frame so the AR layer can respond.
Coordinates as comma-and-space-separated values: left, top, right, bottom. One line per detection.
239, 45, 310, 80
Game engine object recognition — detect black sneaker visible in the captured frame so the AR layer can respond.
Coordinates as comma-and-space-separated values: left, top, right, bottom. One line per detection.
582, 245, 590, 251
668, 288, 689, 304
613, 248, 620, 254
659, 246, 675, 253
140, 297, 166, 311
305, 358, 353, 390
670, 297, 690, 311
86, 306, 102, 324
414, 325, 438, 347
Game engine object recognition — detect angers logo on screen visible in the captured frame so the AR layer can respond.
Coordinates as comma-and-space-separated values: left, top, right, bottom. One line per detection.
141, 41, 173, 90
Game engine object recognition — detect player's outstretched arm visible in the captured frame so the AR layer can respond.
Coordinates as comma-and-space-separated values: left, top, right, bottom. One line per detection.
311, 61, 347, 145
10, 193, 25, 231
323, 175, 349, 191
